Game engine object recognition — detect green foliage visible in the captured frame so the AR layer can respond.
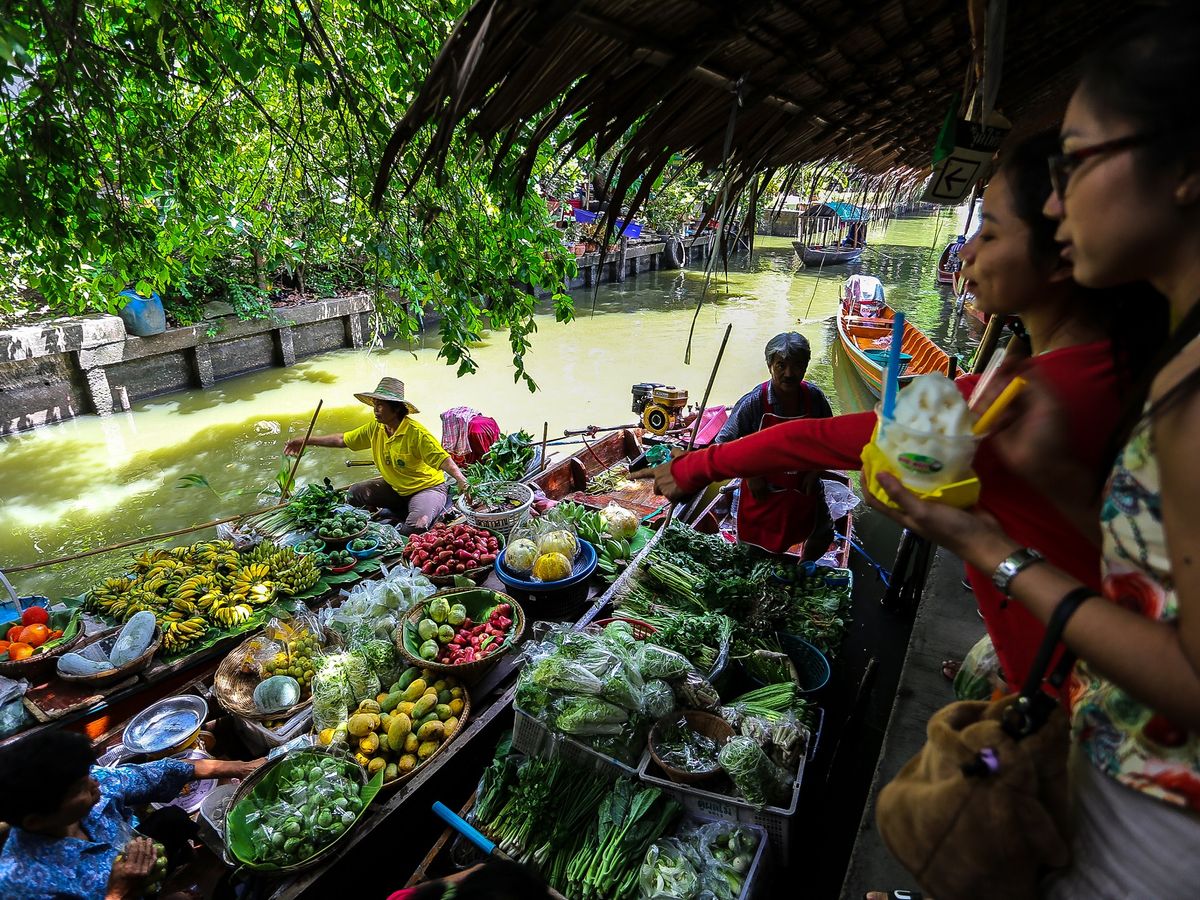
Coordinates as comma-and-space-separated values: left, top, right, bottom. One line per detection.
0, 1, 576, 387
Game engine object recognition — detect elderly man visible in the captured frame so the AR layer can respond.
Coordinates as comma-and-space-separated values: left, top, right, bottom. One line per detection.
714, 332, 834, 556
285, 377, 469, 533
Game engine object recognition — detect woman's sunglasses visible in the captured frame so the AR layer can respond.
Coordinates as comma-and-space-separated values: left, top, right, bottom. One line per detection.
1048, 133, 1158, 197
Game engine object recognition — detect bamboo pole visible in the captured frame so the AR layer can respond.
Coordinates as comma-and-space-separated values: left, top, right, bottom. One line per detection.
539, 422, 549, 473
972, 314, 1006, 375
668, 323, 734, 528
281, 400, 323, 500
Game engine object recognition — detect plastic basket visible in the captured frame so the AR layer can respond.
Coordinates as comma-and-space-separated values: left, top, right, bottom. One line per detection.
637, 739, 807, 860
512, 704, 639, 779
863, 348, 912, 375
455, 481, 534, 536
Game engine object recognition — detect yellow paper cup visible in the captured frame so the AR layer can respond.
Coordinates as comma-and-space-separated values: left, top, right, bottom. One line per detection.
861, 421, 981, 510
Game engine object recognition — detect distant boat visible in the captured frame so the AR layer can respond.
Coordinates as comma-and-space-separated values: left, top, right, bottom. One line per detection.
836, 279, 951, 397
793, 242, 865, 266
794, 201, 869, 268
937, 236, 967, 287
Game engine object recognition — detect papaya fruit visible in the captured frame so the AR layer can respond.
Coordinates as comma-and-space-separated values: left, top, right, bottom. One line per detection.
404, 733, 419, 754
376, 692, 390, 706
387, 714, 412, 752
381, 691, 404, 713
435, 704, 453, 721
401, 678, 427, 702
448, 698, 465, 716
416, 720, 444, 742
443, 716, 459, 737
357, 699, 381, 715
395, 667, 419, 692
437, 689, 452, 706
397, 701, 416, 717
384, 762, 399, 781
417, 740, 438, 760
412, 694, 436, 718
367, 757, 386, 776
398, 754, 417, 773
358, 732, 379, 755
346, 714, 375, 738
417, 712, 438, 729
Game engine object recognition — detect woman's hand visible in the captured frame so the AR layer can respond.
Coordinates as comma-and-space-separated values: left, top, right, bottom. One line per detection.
867, 473, 1018, 570
106, 837, 156, 900
192, 757, 266, 782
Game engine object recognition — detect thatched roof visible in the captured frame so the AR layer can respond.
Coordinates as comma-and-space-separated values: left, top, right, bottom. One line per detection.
373, 0, 1145, 218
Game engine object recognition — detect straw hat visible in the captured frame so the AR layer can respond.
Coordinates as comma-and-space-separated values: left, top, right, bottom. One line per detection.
354, 377, 419, 414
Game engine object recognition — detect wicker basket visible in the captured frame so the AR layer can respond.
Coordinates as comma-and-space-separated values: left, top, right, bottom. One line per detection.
395, 588, 524, 683
318, 522, 369, 550
0, 614, 86, 682
214, 627, 338, 722
379, 687, 472, 792
402, 527, 506, 587
648, 711, 734, 786
454, 481, 533, 536
224, 747, 375, 875
55, 625, 162, 688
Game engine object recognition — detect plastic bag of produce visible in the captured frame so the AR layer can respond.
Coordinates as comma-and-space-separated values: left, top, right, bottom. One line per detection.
323, 564, 434, 640
953, 633, 1007, 701
672, 670, 721, 711
0, 676, 29, 739
555, 697, 628, 736
635, 643, 693, 680
310, 658, 354, 733
682, 821, 760, 900
638, 837, 701, 899
718, 736, 794, 808
600, 502, 639, 541
642, 680, 675, 719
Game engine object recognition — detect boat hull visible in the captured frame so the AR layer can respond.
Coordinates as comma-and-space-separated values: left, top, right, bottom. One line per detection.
836, 302, 950, 397
794, 241, 865, 267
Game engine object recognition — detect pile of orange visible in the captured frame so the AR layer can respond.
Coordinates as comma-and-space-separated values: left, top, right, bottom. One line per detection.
0, 606, 62, 661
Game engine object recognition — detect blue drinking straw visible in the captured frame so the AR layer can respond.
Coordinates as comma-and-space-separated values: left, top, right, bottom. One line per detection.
881, 312, 905, 420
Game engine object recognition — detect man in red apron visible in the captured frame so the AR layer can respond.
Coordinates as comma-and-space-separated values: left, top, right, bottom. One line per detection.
714, 332, 834, 555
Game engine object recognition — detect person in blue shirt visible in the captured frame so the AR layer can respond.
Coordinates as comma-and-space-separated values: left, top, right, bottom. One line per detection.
0, 730, 261, 900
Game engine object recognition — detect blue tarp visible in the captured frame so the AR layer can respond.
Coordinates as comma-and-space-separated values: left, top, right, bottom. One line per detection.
803, 201, 867, 222
572, 207, 643, 239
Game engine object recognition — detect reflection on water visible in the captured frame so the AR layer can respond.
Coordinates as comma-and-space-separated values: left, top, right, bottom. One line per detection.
0, 212, 969, 598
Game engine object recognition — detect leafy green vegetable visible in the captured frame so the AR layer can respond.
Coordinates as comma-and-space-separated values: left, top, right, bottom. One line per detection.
555, 697, 628, 736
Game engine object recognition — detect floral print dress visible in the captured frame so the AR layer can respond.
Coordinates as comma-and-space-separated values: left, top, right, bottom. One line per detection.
1071, 417, 1200, 810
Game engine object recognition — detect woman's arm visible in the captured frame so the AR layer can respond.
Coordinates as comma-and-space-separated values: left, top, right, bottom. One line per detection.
872, 471, 1200, 730
440, 456, 469, 495
284, 433, 346, 455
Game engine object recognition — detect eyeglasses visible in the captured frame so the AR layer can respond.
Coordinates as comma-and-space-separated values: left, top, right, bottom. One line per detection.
1048, 133, 1158, 198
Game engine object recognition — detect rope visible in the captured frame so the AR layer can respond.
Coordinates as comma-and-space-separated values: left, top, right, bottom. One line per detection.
833, 530, 892, 587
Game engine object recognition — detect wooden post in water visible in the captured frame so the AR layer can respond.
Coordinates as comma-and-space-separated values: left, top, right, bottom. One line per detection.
539, 422, 549, 473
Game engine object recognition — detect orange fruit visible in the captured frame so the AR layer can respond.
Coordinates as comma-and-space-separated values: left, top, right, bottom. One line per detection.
5, 626, 22, 644
48, 630, 63, 640
6, 643, 33, 661
18, 624, 50, 648
20, 606, 49, 626
0, 641, 9, 655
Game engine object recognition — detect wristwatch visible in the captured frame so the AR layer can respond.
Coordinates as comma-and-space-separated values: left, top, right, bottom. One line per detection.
992, 548, 1045, 594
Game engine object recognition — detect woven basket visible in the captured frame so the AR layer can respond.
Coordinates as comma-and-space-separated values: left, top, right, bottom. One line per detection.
318, 522, 369, 550
214, 628, 338, 722
379, 688, 472, 793
224, 747, 373, 875
454, 481, 534, 536
648, 711, 733, 786
395, 588, 524, 683
55, 625, 162, 688
401, 526, 506, 587
0, 615, 86, 682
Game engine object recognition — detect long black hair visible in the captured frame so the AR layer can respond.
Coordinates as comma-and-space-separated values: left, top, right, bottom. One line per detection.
1077, 3, 1200, 449
996, 130, 1168, 390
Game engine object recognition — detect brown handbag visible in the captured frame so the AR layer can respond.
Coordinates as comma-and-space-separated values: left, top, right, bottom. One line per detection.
875, 589, 1091, 900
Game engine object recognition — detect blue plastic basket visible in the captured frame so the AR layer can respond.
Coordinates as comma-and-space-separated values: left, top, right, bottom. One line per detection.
777, 633, 832, 693
493, 539, 598, 592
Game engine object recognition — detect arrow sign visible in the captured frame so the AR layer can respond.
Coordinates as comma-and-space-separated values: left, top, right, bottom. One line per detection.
922, 116, 1011, 205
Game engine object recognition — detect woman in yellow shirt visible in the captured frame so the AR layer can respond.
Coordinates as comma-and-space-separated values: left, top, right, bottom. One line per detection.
284, 378, 469, 533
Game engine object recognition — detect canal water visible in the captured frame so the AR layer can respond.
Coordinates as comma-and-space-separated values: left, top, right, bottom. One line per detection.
0, 211, 972, 600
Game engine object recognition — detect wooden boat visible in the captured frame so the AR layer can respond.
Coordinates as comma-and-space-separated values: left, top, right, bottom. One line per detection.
793, 241, 865, 267
936, 241, 959, 284
528, 428, 667, 519
794, 201, 869, 268
836, 298, 951, 397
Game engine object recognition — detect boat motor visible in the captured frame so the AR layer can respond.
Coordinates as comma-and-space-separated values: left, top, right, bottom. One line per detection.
635, 385, 689, 435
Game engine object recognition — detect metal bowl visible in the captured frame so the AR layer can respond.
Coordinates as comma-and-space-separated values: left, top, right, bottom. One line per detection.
123, 694, 208, 759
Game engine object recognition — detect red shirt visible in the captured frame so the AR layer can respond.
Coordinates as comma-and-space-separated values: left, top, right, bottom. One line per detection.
673, 341, 1118, 689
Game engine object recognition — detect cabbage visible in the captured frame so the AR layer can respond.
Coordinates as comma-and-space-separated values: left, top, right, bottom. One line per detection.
506, 538, 539, 574
537, 529, 578, 560
600, 503, 639, 541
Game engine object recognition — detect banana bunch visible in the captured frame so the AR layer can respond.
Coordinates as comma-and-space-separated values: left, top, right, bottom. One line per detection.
85, 577, 136, 617
193, 540, 235, 567
175, 573, 218, 603
548, 501, 632, 582
243, 542, 278, 566
270, 553, 320, 596
595, 536, 633, 582
160, 615, 208, 652
210, 602, 255, 629
132, 549, 171, 574
229, 563, 276, 606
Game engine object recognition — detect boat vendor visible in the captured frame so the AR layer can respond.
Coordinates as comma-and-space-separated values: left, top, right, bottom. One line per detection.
0, 730, 262, 900
713, 332, 834, 556
284, 377, 470, 533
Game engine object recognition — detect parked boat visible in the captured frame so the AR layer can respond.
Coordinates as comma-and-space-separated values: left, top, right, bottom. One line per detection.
793, 242, 865, 267
836, 281, 951, 397
528, 428, 668, 519
936, 236, 966, 285
794, 201, 869, 268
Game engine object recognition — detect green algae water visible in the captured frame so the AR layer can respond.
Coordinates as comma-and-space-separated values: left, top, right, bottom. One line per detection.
0, 212, 971, 600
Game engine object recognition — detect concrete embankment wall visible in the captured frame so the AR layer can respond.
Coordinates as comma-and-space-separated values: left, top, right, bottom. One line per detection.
0, 235, 712, 435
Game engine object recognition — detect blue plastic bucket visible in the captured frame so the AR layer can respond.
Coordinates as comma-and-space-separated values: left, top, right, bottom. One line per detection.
778, 633, 832, 694
117, 289, 167, 336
